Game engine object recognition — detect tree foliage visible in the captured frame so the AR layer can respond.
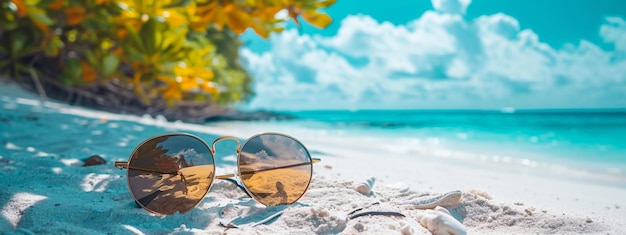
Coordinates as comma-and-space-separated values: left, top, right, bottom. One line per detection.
0, 0, 335, 109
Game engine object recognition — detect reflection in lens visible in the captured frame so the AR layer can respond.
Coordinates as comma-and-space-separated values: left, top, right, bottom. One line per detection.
239, 134, 312, 206
127, 134, 215, 215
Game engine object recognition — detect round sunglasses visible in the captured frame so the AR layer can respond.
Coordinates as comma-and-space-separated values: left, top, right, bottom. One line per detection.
114, 132, 320, 215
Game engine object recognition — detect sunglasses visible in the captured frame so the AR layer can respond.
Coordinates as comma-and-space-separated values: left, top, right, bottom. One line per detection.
114, 132, 320, 215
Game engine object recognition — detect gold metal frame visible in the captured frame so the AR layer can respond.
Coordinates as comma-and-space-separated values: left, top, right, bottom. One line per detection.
114, 132, 320, 215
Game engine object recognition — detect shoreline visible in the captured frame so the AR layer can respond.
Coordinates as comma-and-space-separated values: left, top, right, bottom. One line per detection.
0, 79, 293, 123
1, 85, 625, 234
211, 119, 626, 188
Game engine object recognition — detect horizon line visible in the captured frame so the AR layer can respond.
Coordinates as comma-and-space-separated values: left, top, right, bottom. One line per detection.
267, 107, 626, 113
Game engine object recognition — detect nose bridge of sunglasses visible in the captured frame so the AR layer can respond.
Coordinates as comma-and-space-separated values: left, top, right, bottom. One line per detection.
211, 136, 242, 155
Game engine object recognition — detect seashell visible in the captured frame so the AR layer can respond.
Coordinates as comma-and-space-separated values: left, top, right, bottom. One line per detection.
433, 206, 451, 215
355, 176, 376, 195
415, 208, 467, 235
387, 182, 411, 193
396, 190, 462, 209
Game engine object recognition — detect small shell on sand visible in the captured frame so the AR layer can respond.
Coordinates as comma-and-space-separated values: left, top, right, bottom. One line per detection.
387, 182, 411, 193
415, 206, 467, 235
355, 177, 376, 195
396, 190, 463, 209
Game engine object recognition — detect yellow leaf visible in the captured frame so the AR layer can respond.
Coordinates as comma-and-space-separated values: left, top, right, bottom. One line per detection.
156, 75, 173, 82
302, 11, 332, 28
133, 62, 151, 73
222, 2, 235, 12
173, 65, 191, 77
163, 84, 182, 100
65, 7, 86, 26
81, 61, 97, 83
162, 10, 186, 27
196, 2, 221, 29
201, 82, 219, 94
113, 48, 123, 56
213, 8, 228, 30
226, 8, 251, 34
48, 0, 63, 10
252, 21, 270, 38
195, 1, 215, 16
189, 15, 210, 31
44, 35, 62, 56
116, 28, 128, 39
10, 0, 27, 17
251, 4, 280, 24
33, 21, 49, 34
195, 68, 214, 80
180, 78, 198, 91
315, 0, 337, 8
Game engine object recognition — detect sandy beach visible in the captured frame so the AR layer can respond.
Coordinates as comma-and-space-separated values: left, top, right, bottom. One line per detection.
1, 84, 625, 234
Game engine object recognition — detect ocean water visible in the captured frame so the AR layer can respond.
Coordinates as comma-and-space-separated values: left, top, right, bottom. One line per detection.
2, 87, 624, 187
226, 109, 626, 185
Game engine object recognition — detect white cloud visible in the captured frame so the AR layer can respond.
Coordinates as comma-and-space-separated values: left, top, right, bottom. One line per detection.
601, 17, 626, 52
431, 0, 472, 15
240, 1, 626, 110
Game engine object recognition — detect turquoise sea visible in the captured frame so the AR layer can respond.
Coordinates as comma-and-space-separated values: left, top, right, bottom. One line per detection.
2, 88, 624, 187
234, 109, 626, 185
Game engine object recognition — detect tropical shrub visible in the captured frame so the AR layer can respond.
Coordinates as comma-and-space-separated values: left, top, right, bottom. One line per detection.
0, 0, 335, 118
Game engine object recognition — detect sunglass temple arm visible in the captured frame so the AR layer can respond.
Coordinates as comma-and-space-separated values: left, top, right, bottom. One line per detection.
114, 161, 179, 175
215, 158, 321, 179
115, 156, 320, 201
115, 158, 320, 175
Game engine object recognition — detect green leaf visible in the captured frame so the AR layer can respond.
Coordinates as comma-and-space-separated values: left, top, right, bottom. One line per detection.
162, 0, 191, 9
15, 64, 32, 75
11, 33, 27, 56
60, 58, 82, 84
140, 18, 157, 55
126, 47, 145, 61
44, 35, 63, 56
85, 50, 97, 65
0, 9, 18, 30
125, 25, 147, 57
158, 26, 182, 50
38, 0, 57, 6
28, 8, 54, 25
102, 53, 119, 76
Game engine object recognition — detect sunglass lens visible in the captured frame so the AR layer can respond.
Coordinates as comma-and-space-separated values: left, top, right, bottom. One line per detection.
127, 134, 215, 215
239, 134, 313, 206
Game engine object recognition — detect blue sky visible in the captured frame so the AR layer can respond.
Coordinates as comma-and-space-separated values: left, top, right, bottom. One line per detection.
238, 0, 626, 110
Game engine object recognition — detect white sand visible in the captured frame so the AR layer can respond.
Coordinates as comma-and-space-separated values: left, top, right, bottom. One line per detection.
1, 83, 625, 234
